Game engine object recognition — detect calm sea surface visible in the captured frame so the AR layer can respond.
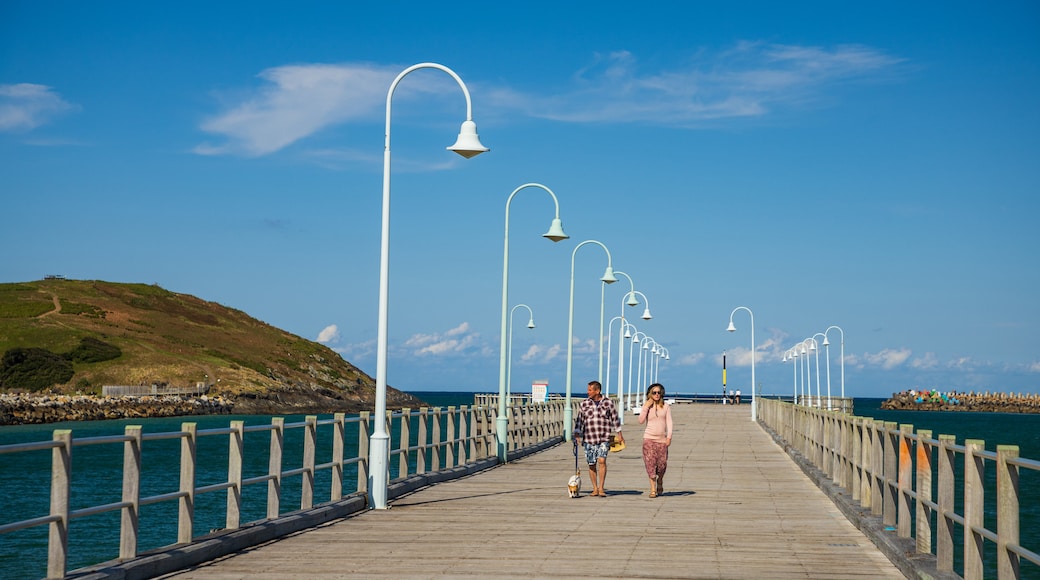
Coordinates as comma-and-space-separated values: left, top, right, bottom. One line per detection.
0, 394, 1037, 579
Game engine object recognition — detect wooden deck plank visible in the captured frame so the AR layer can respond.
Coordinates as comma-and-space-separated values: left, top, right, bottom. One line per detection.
159, 405, 904, 579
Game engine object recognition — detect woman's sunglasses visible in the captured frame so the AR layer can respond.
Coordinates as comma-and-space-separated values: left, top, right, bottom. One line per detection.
651, 390, 662, 395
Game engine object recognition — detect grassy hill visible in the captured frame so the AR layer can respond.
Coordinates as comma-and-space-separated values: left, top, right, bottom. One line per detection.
0, 279, 424, 414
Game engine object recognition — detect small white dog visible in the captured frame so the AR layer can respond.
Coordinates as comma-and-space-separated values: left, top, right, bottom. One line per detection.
567, 473, 582, 498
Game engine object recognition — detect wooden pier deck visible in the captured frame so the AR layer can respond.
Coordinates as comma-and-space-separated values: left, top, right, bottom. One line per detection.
157, 405, 905, 579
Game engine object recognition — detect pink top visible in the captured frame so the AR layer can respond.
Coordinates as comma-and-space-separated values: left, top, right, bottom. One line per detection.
638, 403, 673, 443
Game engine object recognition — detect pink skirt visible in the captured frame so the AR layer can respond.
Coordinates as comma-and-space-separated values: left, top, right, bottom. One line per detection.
642, 440, 668, 479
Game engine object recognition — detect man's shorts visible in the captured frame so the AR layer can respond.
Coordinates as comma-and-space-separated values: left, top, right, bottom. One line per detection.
583, 441, 610, 465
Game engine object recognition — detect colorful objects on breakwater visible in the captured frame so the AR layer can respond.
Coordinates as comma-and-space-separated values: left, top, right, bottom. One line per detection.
0, 393, 233, 425
882, 389, 1040, 413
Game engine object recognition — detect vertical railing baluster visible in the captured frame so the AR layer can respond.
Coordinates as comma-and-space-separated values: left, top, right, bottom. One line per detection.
916, 430, 933, 555
964, 439, 985, 580
332, 413, 345, 501
432, 407, 442, 471
48, 429, 72, 580
883, 422, 897, 527
852, 417, 863, 503
179, 423, 197, 544
302, 416, 316, 510
399, 409, 411, 478
447, 406, 457, 467
120, 425, 142, 559
227, 420, 244, 529
268, 418, 284, 519
937, 434, 956, 572
358, 412, 370, 494
897, 424, 913, 538
997, 445, 1020, 580
417, 408, 428, 475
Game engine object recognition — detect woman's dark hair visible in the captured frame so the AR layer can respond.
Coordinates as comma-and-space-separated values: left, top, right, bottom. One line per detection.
645, 383, 665, 398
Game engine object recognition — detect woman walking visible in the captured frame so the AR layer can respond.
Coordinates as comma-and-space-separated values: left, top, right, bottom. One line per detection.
639, 383, 673, 497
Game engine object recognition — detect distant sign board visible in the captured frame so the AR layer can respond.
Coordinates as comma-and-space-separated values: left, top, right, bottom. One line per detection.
532, 380, 548, 403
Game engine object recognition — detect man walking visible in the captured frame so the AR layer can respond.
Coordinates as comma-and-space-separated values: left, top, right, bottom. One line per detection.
575, 380, 623, 497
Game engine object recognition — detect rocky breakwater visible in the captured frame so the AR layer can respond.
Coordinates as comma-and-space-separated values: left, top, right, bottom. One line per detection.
0, 393, 234, 425
882, 390, 1040, 414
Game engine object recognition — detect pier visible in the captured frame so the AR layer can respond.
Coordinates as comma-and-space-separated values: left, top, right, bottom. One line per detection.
6, 399, 1037, 578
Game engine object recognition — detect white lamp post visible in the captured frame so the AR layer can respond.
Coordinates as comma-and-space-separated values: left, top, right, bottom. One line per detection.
783, 349, 798, 404
726, 306, 757, 421
637, 336, 656, 407
811, 332, 828, 409
370, 62, 488, 510
824, 325, 845, 402
497, 183, 568, 462
506, 304, 535, 404
809, 335, 824, 408
563, 240, 617, 440
627, 328, 644, 413
601, 271, 638, 395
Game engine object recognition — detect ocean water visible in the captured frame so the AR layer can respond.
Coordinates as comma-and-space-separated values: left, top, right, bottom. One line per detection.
0, 393, 1036, 578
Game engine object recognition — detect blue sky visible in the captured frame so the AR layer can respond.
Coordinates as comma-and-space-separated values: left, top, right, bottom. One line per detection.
2, 1, 1038, 400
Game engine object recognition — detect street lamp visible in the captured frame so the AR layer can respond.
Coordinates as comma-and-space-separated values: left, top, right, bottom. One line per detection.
600, 271, 637, 392
637, 335, 656, 407
506, 304, 536, 404
783, 349, 798, 404
811, 332, 827, 409
824, 325, 846, 403
625, 327, 643, 413
726, 306, 757, 421
564, 240, 618, 440
370, 63, 488, 510
497, 183, 568, 462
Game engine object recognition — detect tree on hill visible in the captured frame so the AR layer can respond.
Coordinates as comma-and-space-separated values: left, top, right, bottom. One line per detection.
0, 347, 74, 392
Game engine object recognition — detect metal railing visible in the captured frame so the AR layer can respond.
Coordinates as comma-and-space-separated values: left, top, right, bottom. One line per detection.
758, 397, 1039, 580
0, 398, 569, 578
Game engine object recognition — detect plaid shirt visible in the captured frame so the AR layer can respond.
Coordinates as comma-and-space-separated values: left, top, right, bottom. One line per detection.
576, 396, 621, 445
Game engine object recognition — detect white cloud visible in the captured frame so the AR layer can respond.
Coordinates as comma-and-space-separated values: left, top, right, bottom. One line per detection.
0, 83, 77, 132
910, 352, 939, 370
316, 324, 340, 344
849, 348, 913, 370
678, 352, 706, 365
1030, 362, 1040, 373
404, 322, 480, 356
521, 343, 562, 363
493, 43, 902, 125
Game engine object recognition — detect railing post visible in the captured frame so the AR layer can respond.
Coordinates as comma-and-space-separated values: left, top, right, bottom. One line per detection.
399, 409, 411, 478
332, 413, 345, 501
937, 434, 956, 572
852, 417, 862, 503
882, 422, 898, 527
227, 420, 244, 529
268, 418, 284, 518
120, 425, 142, 559
417, 407, 428, 475
48, 429, 72, 579
447, 406, 458, 467
964, 439, 985, 580
997, 445, 1020, 579
915, 429, 933, 555
432, 407, 442, 471
178, 423, 197, 544
358, 412, 370, 494
302, 416, 317, 510
897, 424, 913, 538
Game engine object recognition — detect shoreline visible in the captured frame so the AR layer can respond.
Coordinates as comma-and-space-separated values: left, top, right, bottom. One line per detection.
0, 393, 234, 426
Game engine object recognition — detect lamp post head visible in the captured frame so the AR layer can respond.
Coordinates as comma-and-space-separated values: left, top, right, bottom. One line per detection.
527, 319, 536, 329
542, 217, 569, 242
624, 325, 633, 339
626, 292, 640, 307
822, 336, 831, 347
641, 307, 652, 320
726, 321, 737, 332
447, 120, 489, 158
600, 266, 618, 284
